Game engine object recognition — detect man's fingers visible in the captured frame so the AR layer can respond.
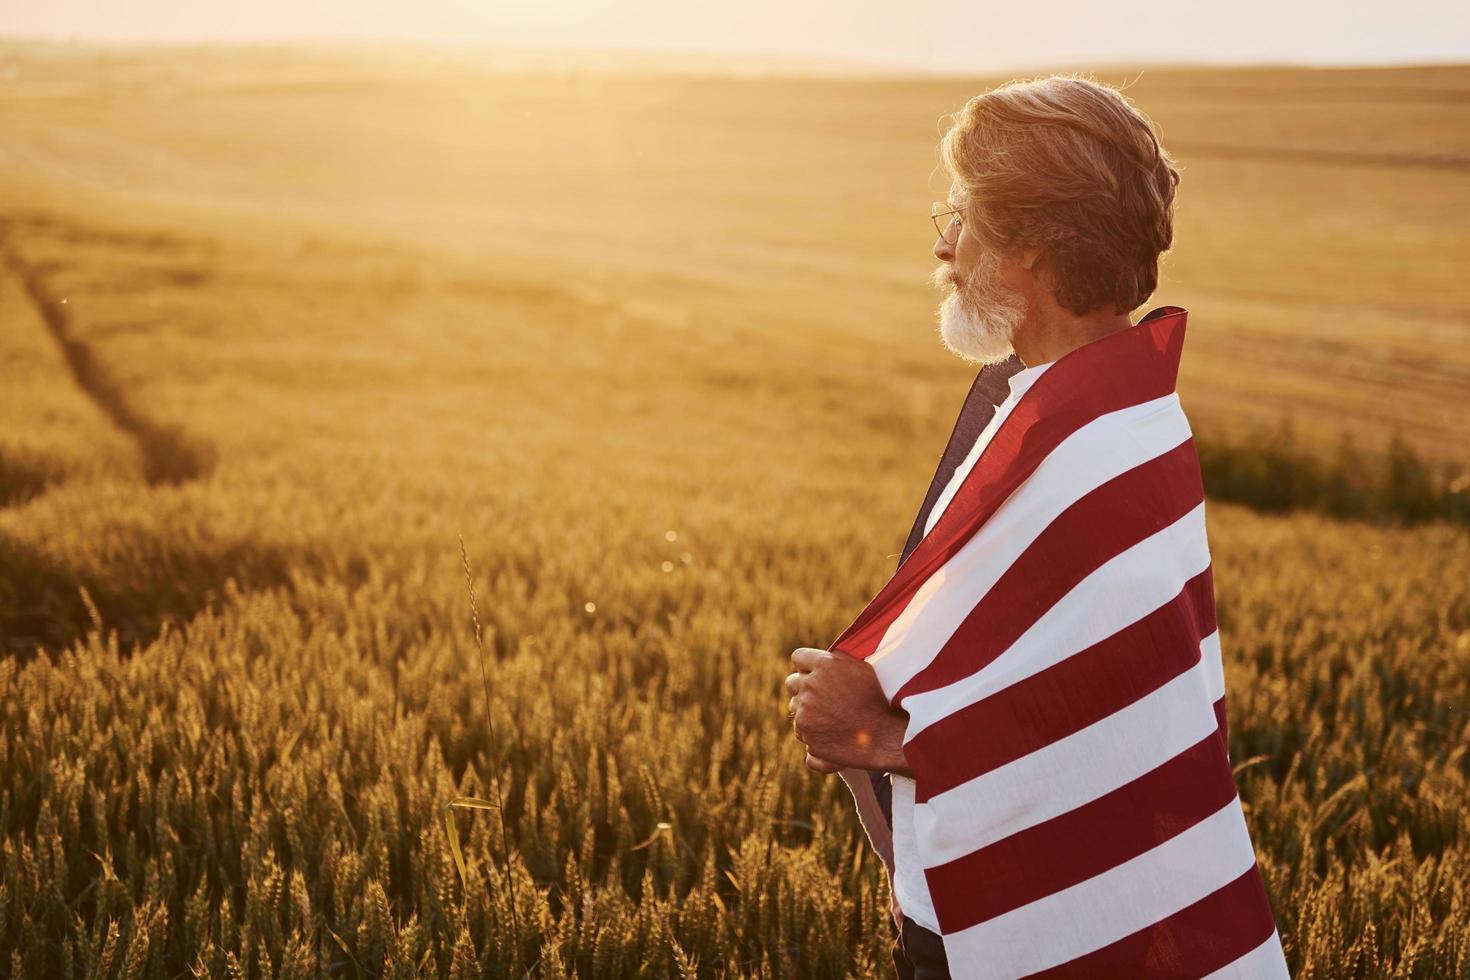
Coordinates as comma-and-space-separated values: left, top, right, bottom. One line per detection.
805, 753, 842, 774
783, 671, 803, 697
790, 647, 829, 672
790, 703, 807, 741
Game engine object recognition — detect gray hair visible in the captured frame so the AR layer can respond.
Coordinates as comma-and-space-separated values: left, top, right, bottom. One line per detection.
938, 73, 1182, 316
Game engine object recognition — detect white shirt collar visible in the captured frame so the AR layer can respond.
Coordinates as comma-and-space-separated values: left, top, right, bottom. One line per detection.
1004, 358, 1055, 401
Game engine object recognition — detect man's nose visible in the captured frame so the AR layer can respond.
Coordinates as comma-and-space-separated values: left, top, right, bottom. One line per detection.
934, 233, 954, 263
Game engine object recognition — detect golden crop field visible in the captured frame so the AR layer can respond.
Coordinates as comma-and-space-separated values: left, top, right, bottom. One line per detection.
1, 43, 1468, 978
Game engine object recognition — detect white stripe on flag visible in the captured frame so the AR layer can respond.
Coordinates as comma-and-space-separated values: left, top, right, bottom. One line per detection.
914, 656, 1219, 865
903, 501, 1211, 740
868, 395, 1190, 700
942, 796, 1260, 979
1201, 929, 1291, 979
1202, 629, 1225, 702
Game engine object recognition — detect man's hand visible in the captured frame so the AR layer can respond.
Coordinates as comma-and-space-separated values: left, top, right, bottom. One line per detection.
785, 647, 912, 776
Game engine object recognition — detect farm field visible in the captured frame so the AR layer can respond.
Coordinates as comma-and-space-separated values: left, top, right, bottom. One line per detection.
1, 43, 1468, 977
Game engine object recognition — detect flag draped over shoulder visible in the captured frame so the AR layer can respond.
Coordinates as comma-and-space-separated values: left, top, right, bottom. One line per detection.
834, 308, 1290, 979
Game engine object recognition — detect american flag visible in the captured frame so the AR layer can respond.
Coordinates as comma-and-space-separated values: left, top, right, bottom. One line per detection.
836, 308, 1290, 978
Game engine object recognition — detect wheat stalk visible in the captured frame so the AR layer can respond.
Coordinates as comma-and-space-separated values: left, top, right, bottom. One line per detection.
452, 533, 523, 964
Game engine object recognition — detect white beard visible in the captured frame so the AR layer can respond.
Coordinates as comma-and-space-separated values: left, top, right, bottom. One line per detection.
931, 252, 1028, 366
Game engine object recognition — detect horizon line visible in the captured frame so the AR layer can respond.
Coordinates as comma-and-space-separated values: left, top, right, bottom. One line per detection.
1, 34, 1465, 82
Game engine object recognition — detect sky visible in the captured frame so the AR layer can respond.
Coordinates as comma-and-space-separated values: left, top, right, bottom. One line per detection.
2, 0, 1467, 75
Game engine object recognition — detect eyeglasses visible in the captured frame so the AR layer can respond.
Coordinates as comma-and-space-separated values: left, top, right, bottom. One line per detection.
931, 202, 967, 245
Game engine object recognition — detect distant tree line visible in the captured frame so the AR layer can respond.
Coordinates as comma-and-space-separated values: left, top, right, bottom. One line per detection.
1196, 419, 1469, 527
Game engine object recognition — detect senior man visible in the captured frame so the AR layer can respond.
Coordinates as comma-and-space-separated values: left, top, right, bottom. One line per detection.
785, 75, 1289, 979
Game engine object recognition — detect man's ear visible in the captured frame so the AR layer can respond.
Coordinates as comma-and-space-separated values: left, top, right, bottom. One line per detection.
1020, 245, 1043, 271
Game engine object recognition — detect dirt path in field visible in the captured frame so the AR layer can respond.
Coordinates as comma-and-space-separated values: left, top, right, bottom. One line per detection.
0, 225, 215, 485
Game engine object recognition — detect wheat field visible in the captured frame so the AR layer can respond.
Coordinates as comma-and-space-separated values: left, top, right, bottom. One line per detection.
1, 44, 1468, 978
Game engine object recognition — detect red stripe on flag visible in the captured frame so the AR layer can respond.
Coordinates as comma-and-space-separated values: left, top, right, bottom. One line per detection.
829, 310, 1188, 661
1019, 865, 1280, 979
908, 565, 1216, 802
925, 730, 1239, 934
894, 438, 1205, 705
1189, 563, 1216, 634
